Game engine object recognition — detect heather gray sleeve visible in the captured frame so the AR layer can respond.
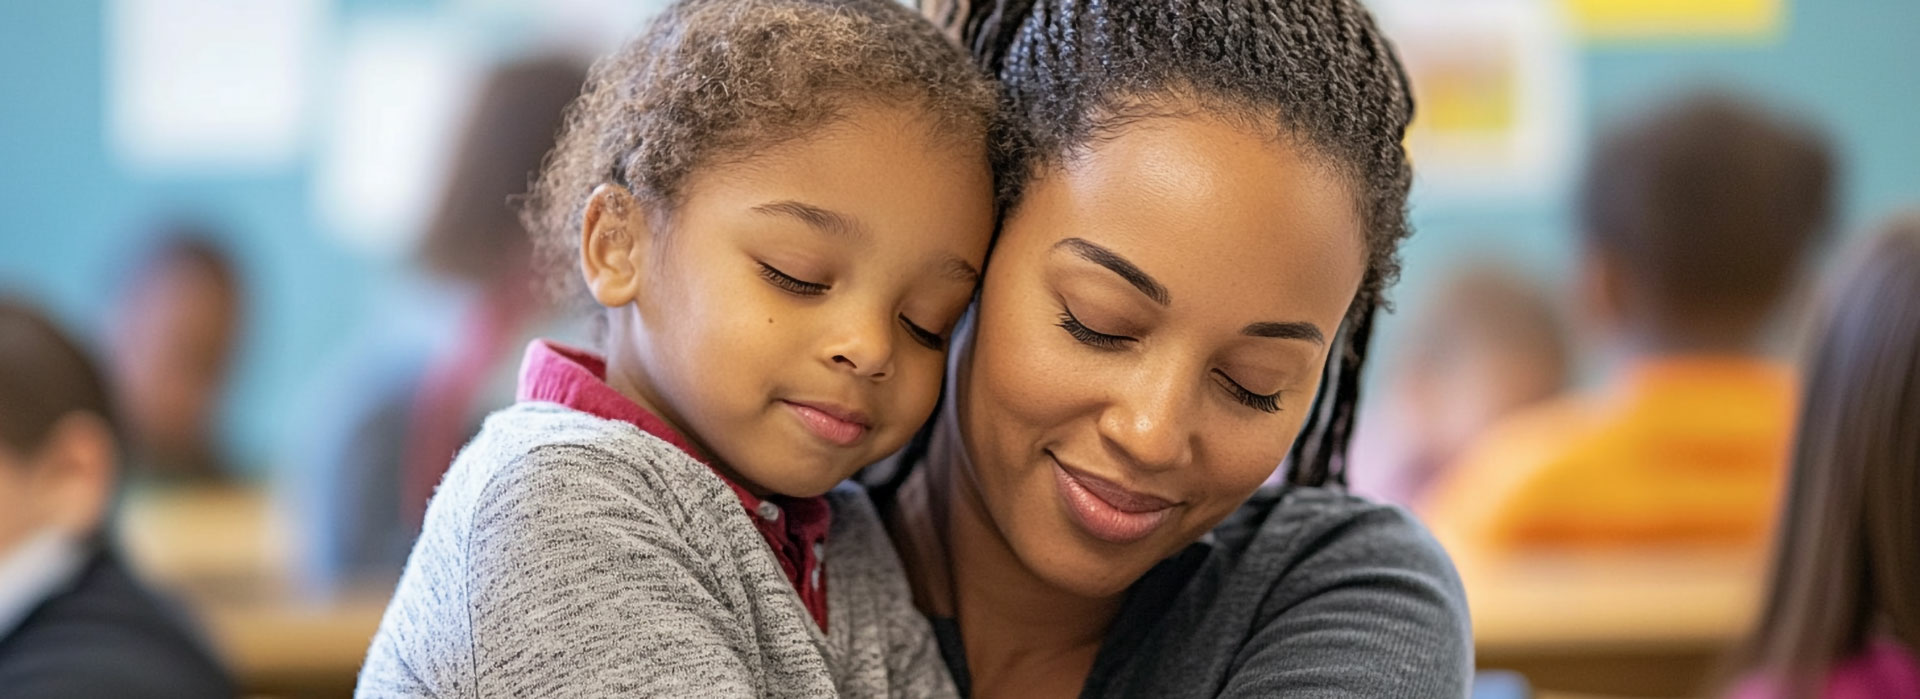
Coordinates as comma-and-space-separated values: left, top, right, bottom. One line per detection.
1218, 504, 1473, 699
360, 406, 842, 699
462, 444, 792, 697
821, 485, 958, 699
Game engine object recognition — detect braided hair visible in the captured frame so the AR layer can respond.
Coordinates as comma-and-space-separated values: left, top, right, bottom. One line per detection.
936, 0, 1415, 487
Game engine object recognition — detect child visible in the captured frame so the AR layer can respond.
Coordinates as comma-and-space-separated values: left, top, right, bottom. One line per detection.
1427, 93, 1834, 558
356, 0, 998, 696
1730, 214, 1920, 699
0, 299, 232, 696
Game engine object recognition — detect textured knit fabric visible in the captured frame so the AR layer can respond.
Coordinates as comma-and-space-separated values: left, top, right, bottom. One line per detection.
1081, 485, 1472, 698
358, 403, 955, 698
909, 483, 1473, 698
515, 339, 833, 630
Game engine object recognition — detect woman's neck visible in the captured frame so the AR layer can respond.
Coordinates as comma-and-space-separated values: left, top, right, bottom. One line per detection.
893, 337, 1122, 697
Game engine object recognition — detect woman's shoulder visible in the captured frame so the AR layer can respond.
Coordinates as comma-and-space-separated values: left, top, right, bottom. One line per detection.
1093, 484, 1472, 697
1198, 485, 1465, 620
1220, 485, 1457, 572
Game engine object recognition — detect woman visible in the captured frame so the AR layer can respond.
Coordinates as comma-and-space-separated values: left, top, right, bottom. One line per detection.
865, 0, 1473, 696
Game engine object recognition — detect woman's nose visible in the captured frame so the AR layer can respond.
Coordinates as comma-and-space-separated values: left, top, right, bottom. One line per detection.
1098, 365, 1197, 473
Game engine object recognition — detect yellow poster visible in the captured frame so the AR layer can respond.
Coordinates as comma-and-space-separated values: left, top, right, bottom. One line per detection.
1567, 0, 1785, 42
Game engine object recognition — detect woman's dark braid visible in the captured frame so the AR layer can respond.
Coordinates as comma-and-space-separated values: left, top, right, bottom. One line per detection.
940, 0, 1415, 488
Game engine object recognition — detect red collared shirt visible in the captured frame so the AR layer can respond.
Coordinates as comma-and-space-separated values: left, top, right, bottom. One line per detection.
516, 339, 832, 631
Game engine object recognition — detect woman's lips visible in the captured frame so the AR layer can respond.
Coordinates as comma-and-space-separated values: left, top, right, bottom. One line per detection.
1051, 456, 1175, 544
783, 400, 870, 447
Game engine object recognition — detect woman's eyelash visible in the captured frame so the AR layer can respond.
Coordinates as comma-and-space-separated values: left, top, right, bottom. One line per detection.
1057, 308, 1132, 349
759, 263, 829, 296
1214, 370, 1281, 413
900, 316, 946, 351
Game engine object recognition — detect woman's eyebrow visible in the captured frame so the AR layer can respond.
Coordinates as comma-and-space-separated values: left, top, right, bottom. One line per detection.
1243, 321, 1324, 345
1052, 237, 1170, 306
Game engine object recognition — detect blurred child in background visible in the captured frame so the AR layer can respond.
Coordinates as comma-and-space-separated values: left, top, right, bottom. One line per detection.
0, 298, 232, 697
1348, 264, 1568, 507
292, 55, 586, 592
107, 228, 244, 482
1730, 213, 1920, 699
1426, 92, 1835, 559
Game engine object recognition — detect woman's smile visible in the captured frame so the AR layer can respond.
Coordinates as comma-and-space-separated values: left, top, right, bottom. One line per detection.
1049, 453, 1179, 544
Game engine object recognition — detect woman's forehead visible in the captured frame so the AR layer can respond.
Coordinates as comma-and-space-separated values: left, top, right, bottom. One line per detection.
1008, 114, 1367, 313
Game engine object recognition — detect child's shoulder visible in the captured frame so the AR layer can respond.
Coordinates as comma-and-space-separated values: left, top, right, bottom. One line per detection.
450, 402, 728, 517
819, 481, 909, 586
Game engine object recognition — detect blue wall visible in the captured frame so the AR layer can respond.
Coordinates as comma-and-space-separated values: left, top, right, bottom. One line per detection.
1401, 0, 1920, 298
2, 0, 1917, 473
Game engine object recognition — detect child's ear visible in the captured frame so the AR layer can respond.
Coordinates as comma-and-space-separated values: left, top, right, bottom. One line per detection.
580, 184, 657, 308
33, 412, 117, 539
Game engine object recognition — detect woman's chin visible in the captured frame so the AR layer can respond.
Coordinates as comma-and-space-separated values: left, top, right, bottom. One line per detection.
1018, 534, 1159, 600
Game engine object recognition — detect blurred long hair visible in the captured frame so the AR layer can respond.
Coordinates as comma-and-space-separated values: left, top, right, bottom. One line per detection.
1735, 213, 1920, 697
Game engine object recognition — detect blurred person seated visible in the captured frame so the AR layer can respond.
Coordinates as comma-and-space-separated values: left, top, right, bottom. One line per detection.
1728, 213, 1920, 699
0, 298, 233, 697
288, 55, 586, 592
107, 225, 244, 483
1425, 92, 1836, 560
1347, 264, 1569, 507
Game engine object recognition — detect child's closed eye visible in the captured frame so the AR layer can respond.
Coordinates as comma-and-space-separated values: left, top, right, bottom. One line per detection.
759, 263, 829, 296
899, 315, 946, 350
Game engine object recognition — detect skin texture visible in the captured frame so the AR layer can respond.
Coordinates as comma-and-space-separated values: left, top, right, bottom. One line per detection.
580, 104, 994, 498
897, 111, 1369, 697
0, 415, 116, 555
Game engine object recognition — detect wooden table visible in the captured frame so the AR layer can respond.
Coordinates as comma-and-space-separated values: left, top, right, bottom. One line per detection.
1465, 550, 1766, 698
120, 485, 391, 698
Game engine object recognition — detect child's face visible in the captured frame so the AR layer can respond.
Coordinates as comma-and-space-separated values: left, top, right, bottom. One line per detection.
590, 104, 994, 498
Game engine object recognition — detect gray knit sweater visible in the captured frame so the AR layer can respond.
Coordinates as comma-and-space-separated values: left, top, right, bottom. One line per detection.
357, 403, 956, 698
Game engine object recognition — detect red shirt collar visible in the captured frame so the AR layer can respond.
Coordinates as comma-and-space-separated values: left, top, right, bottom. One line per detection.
515, 340, 833, 630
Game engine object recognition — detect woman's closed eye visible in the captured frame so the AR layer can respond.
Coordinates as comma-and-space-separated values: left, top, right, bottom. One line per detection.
1057, 306, 1133, 350
759, 262, 829, 296
1213, 370, 1281, 413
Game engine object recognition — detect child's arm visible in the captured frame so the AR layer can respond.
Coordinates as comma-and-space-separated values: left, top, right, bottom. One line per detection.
462, 444, 833, 698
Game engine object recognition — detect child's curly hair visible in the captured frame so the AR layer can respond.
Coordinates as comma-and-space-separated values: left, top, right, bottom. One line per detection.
524, 0, 999, 306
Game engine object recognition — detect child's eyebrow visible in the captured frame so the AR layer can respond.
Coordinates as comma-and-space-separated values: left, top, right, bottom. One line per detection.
752, 200, 866, 242
938, 257, 981, 284
754, 198, 977, 284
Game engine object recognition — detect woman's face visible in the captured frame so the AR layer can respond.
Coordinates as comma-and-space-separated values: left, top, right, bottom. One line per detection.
957, 112, 1368, 598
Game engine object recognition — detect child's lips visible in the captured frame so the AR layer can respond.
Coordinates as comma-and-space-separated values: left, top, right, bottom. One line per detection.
781, 400, 871, 447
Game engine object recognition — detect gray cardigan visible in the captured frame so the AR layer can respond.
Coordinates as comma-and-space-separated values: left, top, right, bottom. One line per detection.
872, 460, 1473, 698
358, 403, 956, 698
1075, 485, 1474, 697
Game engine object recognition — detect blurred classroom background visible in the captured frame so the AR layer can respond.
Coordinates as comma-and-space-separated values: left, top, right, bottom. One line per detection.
2, 0, 1917, 697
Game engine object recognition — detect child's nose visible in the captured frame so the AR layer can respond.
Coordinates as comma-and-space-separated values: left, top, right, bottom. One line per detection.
824, 317, 895, 381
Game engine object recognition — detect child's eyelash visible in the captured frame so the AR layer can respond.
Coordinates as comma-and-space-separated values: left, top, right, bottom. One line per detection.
759, 263, 829, 296
1214, 370, 1281, 413
899, 316, 946, 351
1056, 308, 1132, 349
